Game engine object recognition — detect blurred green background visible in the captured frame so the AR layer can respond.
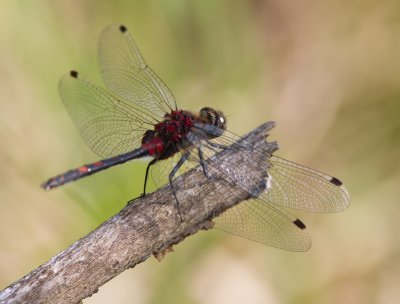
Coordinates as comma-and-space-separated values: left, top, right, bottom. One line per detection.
1, 1, 400, 303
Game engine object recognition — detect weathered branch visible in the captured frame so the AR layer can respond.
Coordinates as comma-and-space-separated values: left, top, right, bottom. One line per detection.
0, 122, 277, 304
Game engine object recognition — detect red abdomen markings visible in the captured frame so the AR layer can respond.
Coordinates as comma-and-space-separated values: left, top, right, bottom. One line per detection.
142, 137, 164, 156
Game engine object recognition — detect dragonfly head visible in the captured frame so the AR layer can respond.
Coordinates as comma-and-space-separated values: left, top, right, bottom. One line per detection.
198, 107, 226, 138
199, 107, 226, 129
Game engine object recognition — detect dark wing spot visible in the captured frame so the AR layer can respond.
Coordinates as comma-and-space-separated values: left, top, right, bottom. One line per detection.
330, 177, 343, 186
70, 70, 78, 78
119, 25, 127, 33
293, 219, 306, 230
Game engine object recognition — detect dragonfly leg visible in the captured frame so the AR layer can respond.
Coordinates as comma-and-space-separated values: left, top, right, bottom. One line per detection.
169, 151, 190, 221
198, 146, 238, 189
142, 158, 158, 196
198, 146, 225, 183
197, 146, 211, 178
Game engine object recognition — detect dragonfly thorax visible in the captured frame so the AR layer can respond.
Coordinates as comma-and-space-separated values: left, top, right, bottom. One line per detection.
140, 108, 226, 159
141, 110, 194, 159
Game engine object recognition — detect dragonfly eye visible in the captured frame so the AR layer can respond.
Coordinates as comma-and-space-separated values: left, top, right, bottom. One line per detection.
217, 115, 226, 129
199, 107, 227, 130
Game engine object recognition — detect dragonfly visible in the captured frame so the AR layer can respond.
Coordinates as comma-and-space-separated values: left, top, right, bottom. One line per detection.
41, 24, 350, 251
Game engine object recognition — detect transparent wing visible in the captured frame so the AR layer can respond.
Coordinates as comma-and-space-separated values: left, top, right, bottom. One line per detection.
99, 24, 177, 118
265, 156, 351, 212
59, 71, 158, 158
193, 125, 350, 213
214, 198, 312, 251
199, 133, 311, 251
212, 152, 349, 250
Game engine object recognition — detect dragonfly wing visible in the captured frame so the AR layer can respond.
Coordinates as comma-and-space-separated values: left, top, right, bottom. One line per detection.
164, 126, 348, 249
263, 156, 351, 212
99, 24, 177, 119
59, 71, 156, 157
157, 135, 312, 251
198, 137, 311, 251
193, 125, 350, 213
214, 198, 312, 251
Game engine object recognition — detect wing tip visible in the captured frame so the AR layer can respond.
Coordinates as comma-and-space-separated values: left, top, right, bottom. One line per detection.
293, 218, 306, 230
330, 177, 351, 209
330, 176, 343, 186
70, 70, 78, 78
119, 25, 127, 33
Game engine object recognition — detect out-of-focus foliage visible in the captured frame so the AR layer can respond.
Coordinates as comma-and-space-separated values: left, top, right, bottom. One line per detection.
1, 1, 400, 303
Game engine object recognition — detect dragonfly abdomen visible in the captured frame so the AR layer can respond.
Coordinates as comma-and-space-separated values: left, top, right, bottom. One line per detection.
41, 148, 149, 190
